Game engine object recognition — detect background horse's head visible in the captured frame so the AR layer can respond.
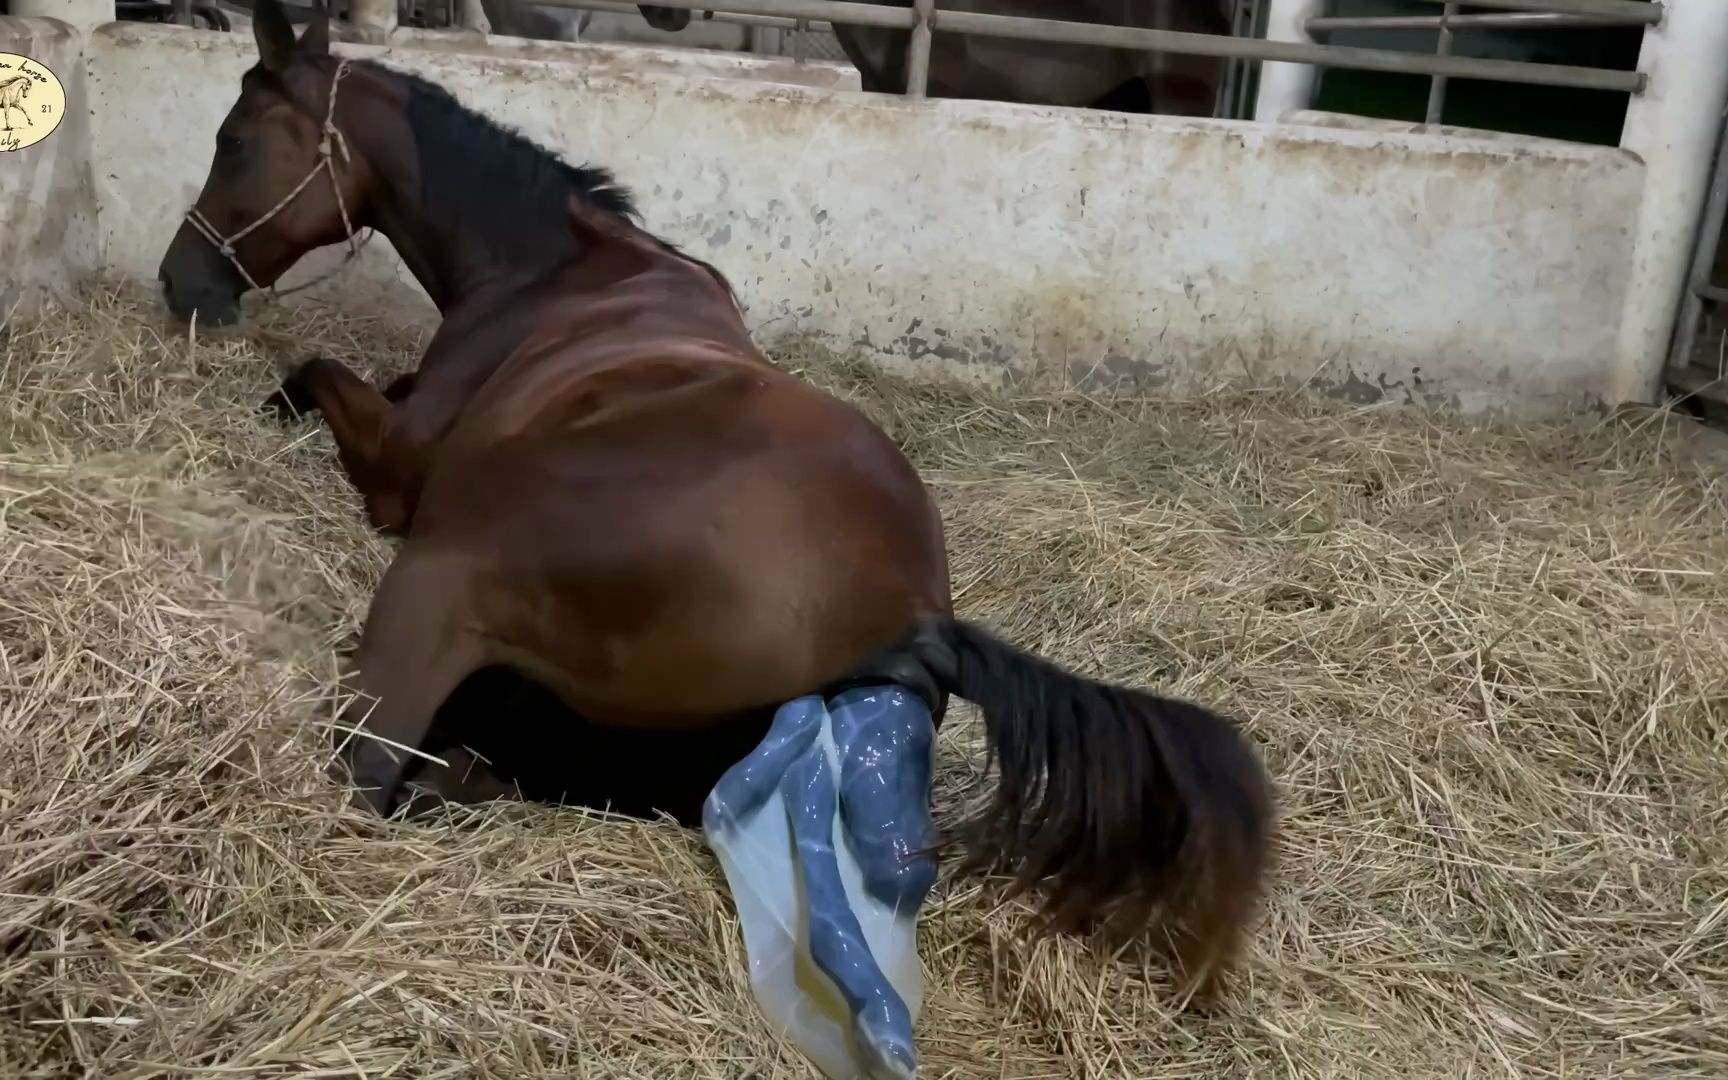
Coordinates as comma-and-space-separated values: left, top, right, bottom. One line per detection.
157, 1, 368, 326
637, 5, 693, 32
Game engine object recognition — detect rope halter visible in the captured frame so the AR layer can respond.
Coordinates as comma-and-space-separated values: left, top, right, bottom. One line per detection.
184, 58, 376, 302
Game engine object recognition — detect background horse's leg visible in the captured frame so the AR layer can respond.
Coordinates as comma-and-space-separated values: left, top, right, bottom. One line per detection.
460, 0, 492, 33
336, 548, 492, 817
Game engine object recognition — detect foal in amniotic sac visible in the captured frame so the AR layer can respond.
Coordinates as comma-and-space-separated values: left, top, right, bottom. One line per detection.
153, 5, 1275, 1075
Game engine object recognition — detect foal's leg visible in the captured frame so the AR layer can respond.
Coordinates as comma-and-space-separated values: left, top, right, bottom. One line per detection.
782, 737, 919, 1080
827, 686, 939, 915
336, 548, 491, 817
701, 695, 825, 834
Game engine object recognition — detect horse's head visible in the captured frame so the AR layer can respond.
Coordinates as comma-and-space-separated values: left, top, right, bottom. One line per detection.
157, 0, 371, 327
638, 5, 693, 31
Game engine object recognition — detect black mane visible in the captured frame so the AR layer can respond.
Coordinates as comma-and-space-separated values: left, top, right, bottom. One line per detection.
370, 61, 639, 264
344, 61, 737, 302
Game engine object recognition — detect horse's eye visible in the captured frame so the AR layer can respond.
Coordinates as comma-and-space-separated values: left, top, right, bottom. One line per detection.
216, 133, 243, 158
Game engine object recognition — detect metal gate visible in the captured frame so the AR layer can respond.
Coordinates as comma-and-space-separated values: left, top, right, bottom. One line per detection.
1664, 99, 1728, 409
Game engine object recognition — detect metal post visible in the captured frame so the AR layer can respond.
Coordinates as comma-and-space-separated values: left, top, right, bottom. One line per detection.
1424, 3, 1457, 126
905, 0, 936, 98
1612, 0, 1728, 403
348, 0, 401, 40
1254, 0, 1325, 123
1664, 104, 1728, 382
1217, 0, 1256, 120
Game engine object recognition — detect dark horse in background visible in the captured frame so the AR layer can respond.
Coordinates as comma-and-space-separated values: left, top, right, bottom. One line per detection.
155, 0, 1272, 1001
639, 0, 1235, 116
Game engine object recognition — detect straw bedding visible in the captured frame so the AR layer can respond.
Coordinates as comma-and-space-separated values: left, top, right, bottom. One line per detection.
3, 279, 1727, 1079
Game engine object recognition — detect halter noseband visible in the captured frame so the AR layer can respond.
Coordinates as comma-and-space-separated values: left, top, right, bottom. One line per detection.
184, 58, 375, 301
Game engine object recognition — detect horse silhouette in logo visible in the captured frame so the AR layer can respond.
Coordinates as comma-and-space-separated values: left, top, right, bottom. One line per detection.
0, 74, 32, 133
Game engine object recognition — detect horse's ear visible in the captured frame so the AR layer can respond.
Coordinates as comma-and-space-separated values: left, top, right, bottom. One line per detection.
253, 0, 297, 72
298, 1, 332, 58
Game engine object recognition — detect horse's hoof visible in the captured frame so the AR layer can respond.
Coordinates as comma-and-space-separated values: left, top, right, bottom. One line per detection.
381, 371, 418, 403
349, 786, 388, 817
262, 380, 318, 423
341, 775, 398, 818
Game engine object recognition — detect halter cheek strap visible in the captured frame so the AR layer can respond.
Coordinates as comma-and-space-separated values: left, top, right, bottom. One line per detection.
184, 58, 376, 302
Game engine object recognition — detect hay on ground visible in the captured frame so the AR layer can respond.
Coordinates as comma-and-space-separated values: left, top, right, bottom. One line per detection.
2, 279, 1727, 1079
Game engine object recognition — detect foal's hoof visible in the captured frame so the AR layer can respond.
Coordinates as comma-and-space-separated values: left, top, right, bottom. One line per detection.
853, 1011, 917, 1080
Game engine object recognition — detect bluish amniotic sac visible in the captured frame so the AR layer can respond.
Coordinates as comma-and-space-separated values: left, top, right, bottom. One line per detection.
704, 685, 938, 1080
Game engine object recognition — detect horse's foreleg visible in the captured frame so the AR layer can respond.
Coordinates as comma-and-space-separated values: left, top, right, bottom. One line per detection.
335, 548, 491, 817
268, 356, 414, 533
456, 0, 491, 34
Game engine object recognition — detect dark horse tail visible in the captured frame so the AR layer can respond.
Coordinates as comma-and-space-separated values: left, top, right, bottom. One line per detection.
910, 616, 1274, 995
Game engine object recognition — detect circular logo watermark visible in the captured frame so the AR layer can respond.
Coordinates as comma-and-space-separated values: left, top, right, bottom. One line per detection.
0, 52, 67, 153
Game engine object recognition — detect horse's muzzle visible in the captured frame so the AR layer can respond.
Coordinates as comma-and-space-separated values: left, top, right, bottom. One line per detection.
157, 226, 246, 327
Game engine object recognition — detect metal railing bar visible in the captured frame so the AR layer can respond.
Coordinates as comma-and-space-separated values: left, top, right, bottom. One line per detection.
572, 0, 833, 32
1404, 0, 1661, 23
1665, 363, 1722, 400
530, 0, 915, 31
1310, 13, 1639, 31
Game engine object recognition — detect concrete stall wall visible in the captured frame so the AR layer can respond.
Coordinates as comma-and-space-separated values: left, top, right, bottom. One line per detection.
0, 18, 100, 319
12, 19, 1649, 414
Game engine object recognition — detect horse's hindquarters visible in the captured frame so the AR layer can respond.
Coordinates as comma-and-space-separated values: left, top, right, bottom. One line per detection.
416, 376, 950, 733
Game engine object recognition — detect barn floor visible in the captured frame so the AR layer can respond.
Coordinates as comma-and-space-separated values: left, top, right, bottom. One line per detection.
4, 280, 1727, 1079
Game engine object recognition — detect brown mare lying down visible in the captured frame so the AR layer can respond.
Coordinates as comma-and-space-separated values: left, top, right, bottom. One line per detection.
154, 0, 1274, 1000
